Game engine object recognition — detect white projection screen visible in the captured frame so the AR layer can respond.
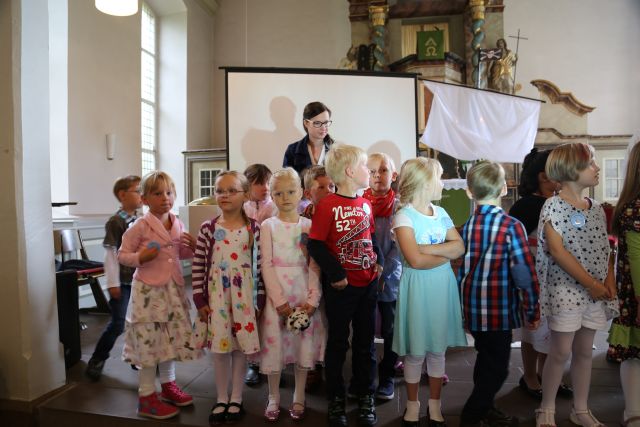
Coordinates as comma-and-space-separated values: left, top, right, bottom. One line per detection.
225, 68, 419, 173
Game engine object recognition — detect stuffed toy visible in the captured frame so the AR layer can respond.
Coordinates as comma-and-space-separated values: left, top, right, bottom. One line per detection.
286, 307, 310, 334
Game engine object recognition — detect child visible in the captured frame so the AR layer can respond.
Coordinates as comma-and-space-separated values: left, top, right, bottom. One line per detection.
86, 175, 142, 381
244, 163, 279, 226
509, 148, 573, 400
608, 140, 640, 427
243, 163, 278, 385
301, 165, 336, 219
362, 153, 402, 401
192, 171, 264, 425
118, 171, 200, 420
457, 161, 540, 427
307, 144, 383, 427
535, 143, 618, 427
259, 167, 326, 421
391, 158, 467, 427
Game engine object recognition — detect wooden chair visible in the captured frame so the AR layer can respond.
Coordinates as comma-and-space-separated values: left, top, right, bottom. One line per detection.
54, 229, 110, 313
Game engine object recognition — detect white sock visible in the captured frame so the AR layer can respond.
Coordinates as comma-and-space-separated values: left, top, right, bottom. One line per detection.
428, 399, 444, 422
138, 366, 157, 397
293, 367, 307, 405
621, 359, 640, 421
158, 360, 175, 384
404, 400, 420, 422
267, 373, 281, 408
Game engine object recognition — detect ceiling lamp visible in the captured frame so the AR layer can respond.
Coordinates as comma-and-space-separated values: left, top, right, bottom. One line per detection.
95, 0, 138, 16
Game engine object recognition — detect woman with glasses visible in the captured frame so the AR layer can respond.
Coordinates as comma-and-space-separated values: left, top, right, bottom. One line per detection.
283, 101, 335, 175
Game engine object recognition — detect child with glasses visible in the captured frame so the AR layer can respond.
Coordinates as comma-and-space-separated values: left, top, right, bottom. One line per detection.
86, 175, 142, 381
118, 171, 201, 420
192, 171, 265, 424
259, 167, 326, 422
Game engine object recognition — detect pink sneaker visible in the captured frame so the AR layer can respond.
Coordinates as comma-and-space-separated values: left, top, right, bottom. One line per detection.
138, 393, 179, 419
160, 381, 193, 407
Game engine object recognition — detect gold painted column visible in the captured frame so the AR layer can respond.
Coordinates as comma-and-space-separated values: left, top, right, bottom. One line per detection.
468, 0, 485, 86
369, 5, 389, 71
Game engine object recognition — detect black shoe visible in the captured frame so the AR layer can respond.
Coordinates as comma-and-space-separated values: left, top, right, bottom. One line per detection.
225, 402, 245, 423
85, 357, 105, 381
518, 376, 542, 400
328, 396, 348, 427
358, 394, 377, 426
483, 407, 518, 427
401, 409, 420, 427
208, 402, 228, 425
244, 364, 260, 386
557, 382, 573, 398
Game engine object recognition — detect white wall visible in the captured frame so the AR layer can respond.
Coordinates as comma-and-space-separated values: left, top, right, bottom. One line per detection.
68, 1, 141, 215
504, 0, 640, 135
212, 0, 351, 148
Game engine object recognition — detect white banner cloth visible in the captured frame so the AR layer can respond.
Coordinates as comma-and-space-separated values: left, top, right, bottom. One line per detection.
421, 80, 541, 162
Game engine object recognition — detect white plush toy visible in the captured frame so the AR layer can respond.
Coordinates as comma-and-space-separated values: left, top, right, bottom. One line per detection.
286, 307, 310, 334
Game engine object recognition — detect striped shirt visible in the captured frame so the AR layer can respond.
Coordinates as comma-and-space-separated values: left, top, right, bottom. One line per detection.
192, 216, 265, 311
458, 204, 540, 331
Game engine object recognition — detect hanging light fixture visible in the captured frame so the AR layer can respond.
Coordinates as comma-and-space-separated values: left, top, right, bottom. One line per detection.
95, 0, 138, 17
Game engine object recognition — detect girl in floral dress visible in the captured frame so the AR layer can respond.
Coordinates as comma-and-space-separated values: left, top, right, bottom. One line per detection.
118, 171, 201, 420
192, 171, 264, 424
259, 167, 326, 422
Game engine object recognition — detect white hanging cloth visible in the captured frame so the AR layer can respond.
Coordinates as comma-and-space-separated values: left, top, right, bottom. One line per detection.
420, 80, 541, 163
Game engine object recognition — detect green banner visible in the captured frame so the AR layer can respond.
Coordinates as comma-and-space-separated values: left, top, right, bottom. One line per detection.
417, 30, 444, 60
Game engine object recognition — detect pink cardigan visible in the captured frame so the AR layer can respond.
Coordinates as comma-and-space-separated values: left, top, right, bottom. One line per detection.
118, 212, 193, 286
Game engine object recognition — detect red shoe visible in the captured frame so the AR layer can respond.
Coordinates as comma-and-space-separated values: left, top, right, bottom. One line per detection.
160, 381, 193, 407
138, 393, 180, 419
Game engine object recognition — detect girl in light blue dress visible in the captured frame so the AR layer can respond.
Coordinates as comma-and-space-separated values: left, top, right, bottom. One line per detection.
392, 158, 467, 427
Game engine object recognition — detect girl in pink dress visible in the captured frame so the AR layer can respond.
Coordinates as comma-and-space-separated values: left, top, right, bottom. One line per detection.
259, 167, 326, 421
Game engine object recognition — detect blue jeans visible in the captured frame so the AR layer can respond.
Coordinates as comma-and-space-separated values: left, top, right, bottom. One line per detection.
91, 283, 131, 361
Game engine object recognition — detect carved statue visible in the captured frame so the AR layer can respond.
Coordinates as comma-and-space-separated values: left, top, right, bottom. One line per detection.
337, 45, 358, 70
489, 38, 517, 93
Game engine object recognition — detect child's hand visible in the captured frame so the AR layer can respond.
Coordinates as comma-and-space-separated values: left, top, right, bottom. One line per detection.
378, 278, 386, 293
181, 232, 196, 251
525, 320, 540, 330
375, 264, 384, 276
300, 303, 316, 317
139, 246, 159, 264
108, 287, 122, 300
587, 281, 608, 300
276, 303, 293, 317
331, 278, 348, 290
604, 276, 617, 300
197, 306, 211, 322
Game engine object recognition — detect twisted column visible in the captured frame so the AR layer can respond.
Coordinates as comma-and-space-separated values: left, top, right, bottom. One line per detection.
469, 0, 485, 86
369, 5, 389, 71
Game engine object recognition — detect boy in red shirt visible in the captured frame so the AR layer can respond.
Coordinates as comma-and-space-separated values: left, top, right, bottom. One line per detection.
308, 144, 383, 427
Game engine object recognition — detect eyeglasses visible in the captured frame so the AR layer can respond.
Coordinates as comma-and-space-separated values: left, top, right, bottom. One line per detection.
305, 119, 332, 128
126, 189, 142, 194
214, 189, 245, 196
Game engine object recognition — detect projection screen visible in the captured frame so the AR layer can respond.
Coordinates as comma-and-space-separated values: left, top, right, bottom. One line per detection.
224, 67, 419, 173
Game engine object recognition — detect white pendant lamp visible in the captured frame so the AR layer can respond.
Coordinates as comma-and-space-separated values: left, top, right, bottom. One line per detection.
95, 0, 138, 17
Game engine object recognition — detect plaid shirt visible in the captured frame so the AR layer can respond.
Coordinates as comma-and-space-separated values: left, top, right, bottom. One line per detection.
458, 204, 540, 331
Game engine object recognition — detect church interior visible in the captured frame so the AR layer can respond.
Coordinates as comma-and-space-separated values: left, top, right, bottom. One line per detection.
1, 0, 639, 426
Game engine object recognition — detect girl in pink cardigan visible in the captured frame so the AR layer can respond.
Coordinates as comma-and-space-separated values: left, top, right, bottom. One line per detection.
118, 171, 201, 420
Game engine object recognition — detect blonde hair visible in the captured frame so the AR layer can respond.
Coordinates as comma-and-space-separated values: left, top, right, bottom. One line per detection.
546, 142, 595, 183
466, 161, 505, 200
398, 157, 442, 206
215, 170, 251, 225
325, 143, 367, 185
612, 140, 640, 236
140, 171, 176, 197
302, 165, 329, 191
367, 152, 397, 172
269, 167, 301, 192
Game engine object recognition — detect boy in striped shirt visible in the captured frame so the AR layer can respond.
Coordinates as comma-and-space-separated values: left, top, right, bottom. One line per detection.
458, 161, 540, 427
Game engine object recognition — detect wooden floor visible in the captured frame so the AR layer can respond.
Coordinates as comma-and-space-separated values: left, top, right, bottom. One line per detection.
38, 296, 624, 427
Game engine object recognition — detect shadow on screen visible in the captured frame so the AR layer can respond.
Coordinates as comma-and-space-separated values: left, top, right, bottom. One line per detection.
239, 96, 304, 171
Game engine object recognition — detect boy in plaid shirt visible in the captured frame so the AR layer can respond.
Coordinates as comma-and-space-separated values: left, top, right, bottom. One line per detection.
458, 161, 540, 427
